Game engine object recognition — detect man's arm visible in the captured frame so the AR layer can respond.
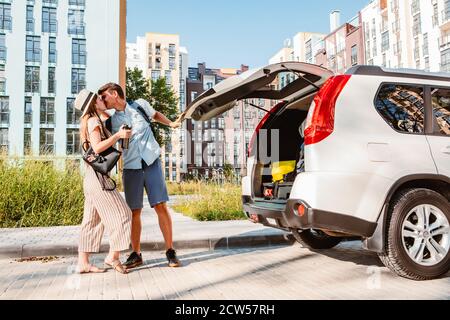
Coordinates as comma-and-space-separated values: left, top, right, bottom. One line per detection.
153, 112, 182, 129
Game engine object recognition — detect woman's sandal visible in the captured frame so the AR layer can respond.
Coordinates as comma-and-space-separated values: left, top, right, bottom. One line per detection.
77, 264, 107, 274
104, 259, 128, 274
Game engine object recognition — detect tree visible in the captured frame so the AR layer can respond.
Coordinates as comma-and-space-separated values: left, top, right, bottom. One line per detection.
148, 78, 179, 146
126, 67, 179, 146
126, 67, 151, 102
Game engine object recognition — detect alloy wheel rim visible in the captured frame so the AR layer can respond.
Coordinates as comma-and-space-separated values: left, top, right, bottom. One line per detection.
401, 204, 450, 267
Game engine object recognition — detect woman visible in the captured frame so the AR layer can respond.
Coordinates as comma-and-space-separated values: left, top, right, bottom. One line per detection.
74, 89, 132, 274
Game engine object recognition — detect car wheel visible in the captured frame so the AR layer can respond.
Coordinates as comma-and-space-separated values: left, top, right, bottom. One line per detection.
291, 229, 342, 249
378, 188, 450, 281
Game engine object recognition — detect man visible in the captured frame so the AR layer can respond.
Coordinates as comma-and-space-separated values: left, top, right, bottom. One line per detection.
98, 83, 182, 268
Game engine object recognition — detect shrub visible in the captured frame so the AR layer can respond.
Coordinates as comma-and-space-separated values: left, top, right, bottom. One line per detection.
0, 159, 84, 228
172, 182, 245, 221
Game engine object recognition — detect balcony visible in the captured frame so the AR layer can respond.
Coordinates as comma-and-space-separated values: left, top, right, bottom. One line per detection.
68, 0, 85, 7
43, 0, 58, 7
439, 34, 450, 50
42, 22, 58, 35
48, 81, 56, 96
411, 1, 420, 16
26, 18, 34, 33
25, 81, 41, 95
0, 46, 6, 63
0, 15, 12, 32
25, 49, 42, 64
441, 10, 450, 30
440, 62, 450, 72
68, 24, 85, 36
0, 79, 6, 95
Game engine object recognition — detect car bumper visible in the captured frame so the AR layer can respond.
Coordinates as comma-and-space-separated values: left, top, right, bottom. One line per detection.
284, 199, 377, 237
242, 196, 377, 237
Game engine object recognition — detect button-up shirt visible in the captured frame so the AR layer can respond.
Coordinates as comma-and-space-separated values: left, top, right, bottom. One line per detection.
110, 99, 161, 169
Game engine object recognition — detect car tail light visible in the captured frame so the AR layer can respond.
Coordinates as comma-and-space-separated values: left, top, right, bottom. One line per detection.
304, 75, 351, 145
248, 102, 287, 158
294, 203, 306, 217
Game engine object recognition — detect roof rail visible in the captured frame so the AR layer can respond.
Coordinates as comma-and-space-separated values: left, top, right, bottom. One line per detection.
346, 65, 450, 82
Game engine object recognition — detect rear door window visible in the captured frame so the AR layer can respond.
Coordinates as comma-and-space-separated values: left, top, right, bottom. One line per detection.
431, 87, 450, 135
375, 84, 425, 134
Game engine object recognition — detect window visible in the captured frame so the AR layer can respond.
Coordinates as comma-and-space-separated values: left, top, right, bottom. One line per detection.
441, 49, 450, 72
165, 70, 172, 87
375, 84, 425, 134
155, 57, 161, 69
24, 97, 32, 124
155, 43, 161, 55
423, 33, 429, 57
169, 57, 176, 70
26, 36, 41, 63
305, 39, 312, 62
49, 37, 57, 63
72, 39, 86, 65
40, 128, 54, 155
0, 3, 12, 31
431, 88, 450, 135
169, 44, 176, 57
40, 98, 55, 125
42, 7, 57, 34
0, 128, 7, 153
69, 0, 86, 6
0, 97, 8, 125
71, 68, 86, 94
0, 65, 5, 93
25, 66, 40, 93
26, 6, 34, 33
381, 32, 389, 53
67, 98, 81, 125
48, 67, 56, 94
67, 129, 80, 155
24, 128, 32, 154
68, 9, 85, 35
151, 70, 160, 82
0, 34, 5, 61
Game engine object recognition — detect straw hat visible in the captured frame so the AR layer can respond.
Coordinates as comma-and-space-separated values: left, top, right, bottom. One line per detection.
74, 89, 96, 118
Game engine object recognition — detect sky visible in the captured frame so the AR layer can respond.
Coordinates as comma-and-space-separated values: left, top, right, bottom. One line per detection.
127, 0, 370, 69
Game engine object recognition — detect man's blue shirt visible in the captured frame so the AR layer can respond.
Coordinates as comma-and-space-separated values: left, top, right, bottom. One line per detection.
110, 99, 161, 169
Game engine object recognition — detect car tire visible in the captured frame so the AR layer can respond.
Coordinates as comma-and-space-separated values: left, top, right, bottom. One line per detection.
378, 188, 450, 281
291, 229, 342, 249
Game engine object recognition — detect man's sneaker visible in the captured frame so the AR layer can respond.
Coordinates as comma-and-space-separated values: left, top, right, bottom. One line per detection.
166, 249, 181, 268
123, 252, 143, 269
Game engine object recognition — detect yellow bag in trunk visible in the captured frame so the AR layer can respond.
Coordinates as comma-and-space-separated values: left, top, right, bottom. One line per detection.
272, 161, 296, 183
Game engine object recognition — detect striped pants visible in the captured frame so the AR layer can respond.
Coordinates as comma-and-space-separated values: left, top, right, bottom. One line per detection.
79, 165, 132, 253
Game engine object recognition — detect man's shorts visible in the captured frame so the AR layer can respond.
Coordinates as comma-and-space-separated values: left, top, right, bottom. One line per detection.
123, 159, 169, 210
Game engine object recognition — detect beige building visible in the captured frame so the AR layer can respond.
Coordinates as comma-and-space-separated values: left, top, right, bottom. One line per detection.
127, 33, 183, 181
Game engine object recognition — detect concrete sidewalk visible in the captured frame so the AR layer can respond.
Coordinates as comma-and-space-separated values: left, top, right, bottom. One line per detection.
0, 196, 294, 259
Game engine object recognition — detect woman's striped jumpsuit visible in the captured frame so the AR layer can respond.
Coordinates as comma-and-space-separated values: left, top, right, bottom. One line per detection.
78, 117, 132, 253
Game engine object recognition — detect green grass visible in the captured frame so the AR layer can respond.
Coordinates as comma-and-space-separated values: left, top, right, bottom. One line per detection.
171, 182, 245, 221
0, 159, 84, 228
166, 181, 203, 196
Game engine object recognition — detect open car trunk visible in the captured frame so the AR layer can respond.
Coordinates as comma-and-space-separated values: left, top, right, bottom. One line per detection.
251, 107, 309, 205
183, 62, 333, 210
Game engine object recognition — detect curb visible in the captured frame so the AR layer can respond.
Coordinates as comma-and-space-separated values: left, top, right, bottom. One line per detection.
0, 233, 295, 260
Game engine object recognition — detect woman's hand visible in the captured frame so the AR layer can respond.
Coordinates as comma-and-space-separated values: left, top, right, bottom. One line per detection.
115, 125, 132, 140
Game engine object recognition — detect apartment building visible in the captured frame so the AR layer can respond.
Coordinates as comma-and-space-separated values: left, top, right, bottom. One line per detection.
126, 33, 189, 181
0, 0, 126, 161
184, 63, 257, 179
360, 0, 450, 72
314, 12, 365, 74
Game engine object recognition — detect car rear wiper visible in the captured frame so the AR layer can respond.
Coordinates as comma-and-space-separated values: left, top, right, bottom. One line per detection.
281, 64, 321, 91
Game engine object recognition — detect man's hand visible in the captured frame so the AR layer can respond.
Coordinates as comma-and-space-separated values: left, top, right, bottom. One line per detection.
169, 113, 185, 129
